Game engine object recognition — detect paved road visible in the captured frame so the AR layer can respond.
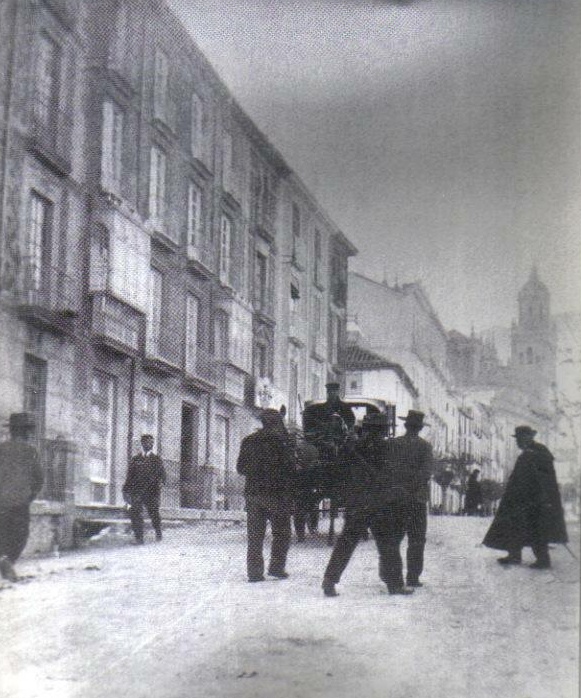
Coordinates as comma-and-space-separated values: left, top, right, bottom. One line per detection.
1, 516, 579, 698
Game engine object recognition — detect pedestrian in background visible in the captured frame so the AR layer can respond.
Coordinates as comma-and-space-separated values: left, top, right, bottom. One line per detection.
483, 425, 568, 569
236, 408, 296, 582
322, 413, 414, 597
464, 469, 483, 516
392, 410, 433, 588
0, 413, 44, 582
123, 434, 166, 544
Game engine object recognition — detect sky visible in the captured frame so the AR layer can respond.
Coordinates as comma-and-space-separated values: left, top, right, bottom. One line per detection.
167, 0, 581, 335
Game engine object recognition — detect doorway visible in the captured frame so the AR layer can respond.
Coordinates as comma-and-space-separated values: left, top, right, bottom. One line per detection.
180, 403, 199, 508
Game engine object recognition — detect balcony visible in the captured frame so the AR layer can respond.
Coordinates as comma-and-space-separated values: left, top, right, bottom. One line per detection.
289, 312, 307, 346
215, 362, 246, 405
186, 244, 214, 280
91, 291, 144, 355
144, 321, 182, 375
27, 102, 73, 176
291, 237, 307, 271
14, 260, 79, 333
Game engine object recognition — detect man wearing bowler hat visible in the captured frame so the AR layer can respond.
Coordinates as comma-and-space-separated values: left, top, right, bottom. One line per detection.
123, 434, 166, 544
390, 410, 433, 588
483, 425, 567, 569
236, 409, 296, 582
0, 413, 44, 582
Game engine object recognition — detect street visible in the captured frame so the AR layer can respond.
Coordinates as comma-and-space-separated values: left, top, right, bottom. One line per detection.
1, 516, 579, 698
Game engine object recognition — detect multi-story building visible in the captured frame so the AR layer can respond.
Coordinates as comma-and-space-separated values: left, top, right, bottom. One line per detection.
0, 0, 356, 549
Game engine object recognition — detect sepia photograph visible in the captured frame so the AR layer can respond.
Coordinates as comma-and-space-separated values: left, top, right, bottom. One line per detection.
0, 1, 579, 697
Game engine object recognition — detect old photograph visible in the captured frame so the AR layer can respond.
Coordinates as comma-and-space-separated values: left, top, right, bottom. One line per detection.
0, 1, 579, 697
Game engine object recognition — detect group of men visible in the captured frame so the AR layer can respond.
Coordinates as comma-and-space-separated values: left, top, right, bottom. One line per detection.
0, 389, 568, 586
236, 381, 434, 596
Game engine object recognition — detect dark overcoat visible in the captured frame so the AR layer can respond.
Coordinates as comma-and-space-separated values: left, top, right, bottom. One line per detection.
236, 427, 296, 507
122, 453, 166, 503
483, 442, 568, 551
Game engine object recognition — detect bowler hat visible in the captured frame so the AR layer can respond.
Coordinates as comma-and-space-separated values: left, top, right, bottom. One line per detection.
512, 425, 537, 438
398, 410, 429, 427
6, 412, 36, 431
362, 413, 391, 429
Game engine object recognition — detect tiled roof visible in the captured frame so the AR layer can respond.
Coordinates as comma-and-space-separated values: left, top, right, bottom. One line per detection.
343, 345, 418, 397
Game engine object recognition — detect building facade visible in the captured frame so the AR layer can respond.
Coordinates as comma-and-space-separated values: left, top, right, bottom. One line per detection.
0, 0, 356, 548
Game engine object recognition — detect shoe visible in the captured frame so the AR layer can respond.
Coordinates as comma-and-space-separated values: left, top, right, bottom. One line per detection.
248, 576, 265, 583
0, 556, 18, 583
322, 582, 339, 597
407, 579, 423, 588
268, 570, 289, 579
388, 587, 415, 595
155, 532, 162, 542
497, 556, 521, 565
529, 560, 551, 570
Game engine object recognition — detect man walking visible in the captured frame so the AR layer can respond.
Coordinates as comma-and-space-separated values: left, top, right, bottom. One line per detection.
483, 425, 567, 569
322, 413, 414, 597
236, 409, 296, 582
123, 434, 166, 544
392, 410, 433, 588
0, 413, 44, 582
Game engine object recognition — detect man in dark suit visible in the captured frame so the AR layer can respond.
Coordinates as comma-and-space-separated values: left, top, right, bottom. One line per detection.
392, 410, 433, 588
0, 413, 44, 582
302, 382, 356, 445
236, 409, 296, 582
123, 434, 166, 544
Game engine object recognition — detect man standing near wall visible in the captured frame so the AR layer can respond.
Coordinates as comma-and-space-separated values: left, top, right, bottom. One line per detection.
392, 410, 433, 588
123, 434, 166, 545
0, 413, 44, 582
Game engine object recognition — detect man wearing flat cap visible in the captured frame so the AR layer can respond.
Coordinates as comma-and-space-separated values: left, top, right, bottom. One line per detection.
236, 408, 296, 582
389, 410, 433, 588
483, 425, 567, 569
0, 413, 44, 582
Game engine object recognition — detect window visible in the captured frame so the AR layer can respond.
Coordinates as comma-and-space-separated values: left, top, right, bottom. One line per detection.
222, 131, 233, 192
153, 49, 169, 122
106, 210, 150, 311
191, 91, 204, 159
212, 415, 229, 507
35, 33, 60, 126
314, 229, 322, 286
312, 371, 320, 401
89, 371, 115, 503
292, 203, 301, 239
185, 293, 199, 375
213, 310, 228, 360
311, 295, 322, 350
89, 224, 110, 291
187, 182, 202, 251
527, 347, 533, 364
140, 389, 161, 450
254, 251, 268, 311
23, 354, 47, 443
289, 360, 299, 424
147, 268, 163, 355
219, 214, 232, 284
256, 343, 268, 379
149, 146, 166, 225
101, 101, 123, 195
26, 191, 52, 290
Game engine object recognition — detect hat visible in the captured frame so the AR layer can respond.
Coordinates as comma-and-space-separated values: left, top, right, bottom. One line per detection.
259, 408, 284, 425
362, 413, 391, 429
398, 410, 429, 427
140, 433, 154, 440
512, 425, 537, 438
6, 412, 36, 431
325, 382, 340, 391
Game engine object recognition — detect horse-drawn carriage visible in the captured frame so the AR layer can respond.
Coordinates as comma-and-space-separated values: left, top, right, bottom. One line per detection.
292, 398, 396, 544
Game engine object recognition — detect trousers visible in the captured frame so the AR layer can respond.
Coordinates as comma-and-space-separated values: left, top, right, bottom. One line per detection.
245, 495, 291, 580
0, 504, 31, 562
405, 501, 427, 583
128, 494, 162, 542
